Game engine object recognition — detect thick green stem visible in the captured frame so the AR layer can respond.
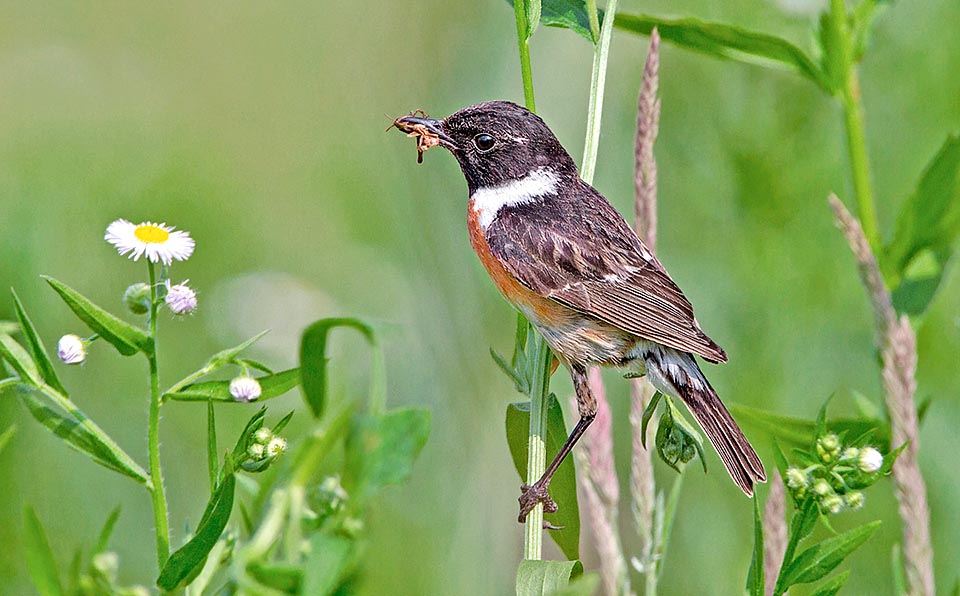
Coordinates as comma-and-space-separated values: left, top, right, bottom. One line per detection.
581, 0, 619, 184
832, 0, 880, 249
523, 338, 553, 559
147, 262, 170, 569
513, 0, 536, 111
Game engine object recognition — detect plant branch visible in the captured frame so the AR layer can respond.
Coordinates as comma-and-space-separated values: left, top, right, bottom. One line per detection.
581, 0, 620, 184
146, 261, 170, 570
513, 0, 536, 112
523, 339, 553, 559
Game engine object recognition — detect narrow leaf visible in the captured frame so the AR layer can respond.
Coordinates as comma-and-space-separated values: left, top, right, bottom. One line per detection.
778, 521, 880, 589
343, 408, 431, 503
516, 559, 583, 596
507, 0, 598, 43
163, 368, 300, 402
11, 290, 66, 393
640, 390, 663, 448
0, 334, 42, 385
43, 277, 153, 356
526, 0, 542, 39
883, 135, 960, 315
157, 472, 237, 591
300, 317, 377, 418
614, 14, 828, 90
549, 573, 600, 596
207, 400, 218, 493
302, 532, 356, 595
731, 404, 891, 452
505, 396, 580, 561
809, 570, 850, 596
94, 506, 122, 554
23, 507, 64, 596
15, 384, 150, 485
0, 424, 16, 456
746, 495, 765, 596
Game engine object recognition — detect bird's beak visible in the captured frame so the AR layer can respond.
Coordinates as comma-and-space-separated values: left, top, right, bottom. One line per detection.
393, 114, 457, 151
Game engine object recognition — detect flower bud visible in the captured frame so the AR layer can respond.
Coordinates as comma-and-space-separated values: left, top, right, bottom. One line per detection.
123, 283, 152, 315
247, 443, 265, 461
842, 447, 860, 461
785, 467, 808, 489
858, 447, 883, 473
254, 427, 273, 444
812, 479, 832, 496
817, 433, 841, 463
845, 491, 865, 510
266, 436, 287, 458
57, 334, 86, 365
164, 280, 197, 315
822, 494, 844, 514
680, 443, 696, 463
229, 376, 262, 402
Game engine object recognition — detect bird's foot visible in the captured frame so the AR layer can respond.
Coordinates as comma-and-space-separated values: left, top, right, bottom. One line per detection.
518, 480, 558, 523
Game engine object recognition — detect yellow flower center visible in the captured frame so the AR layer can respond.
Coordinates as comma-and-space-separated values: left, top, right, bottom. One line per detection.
134, 224, 170, 244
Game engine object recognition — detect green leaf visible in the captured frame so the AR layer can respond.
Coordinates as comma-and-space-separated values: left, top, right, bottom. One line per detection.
731, 404, 891, 452
614, 14, 828, 90
15, 383, 150, 485
516, 559, 583, 596
300, 318, 378, 418
157, 470, 236, 591
816, 9, 845, 95
247, 563, 302, 594
0, 424, 16, 456
95, 506, 122, 554
43, 277, 153, 356
491, 347, 527, 393
11, 290, 66, 394
775, 498, 820, 595
640, 390, 663, 448
343, 408, 430, 503
526, 0, 542, 39
163, 368, 300, 402
302, 532, 356, 595
23, 507, 64, 596
508, 0, 597, 43
883, 135, 960, 315
548, 573, 600, 596
891, 543, 907, 596
777, 521, 880, 590
746, 496, 765, 596
809, 570, 850, 596
505, 395, 580, 561
880, 441, 908, 476
206, 330, 270, 368
0, 333, 42, 385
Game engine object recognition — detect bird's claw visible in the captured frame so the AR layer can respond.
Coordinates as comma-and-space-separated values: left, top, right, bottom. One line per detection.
518, 481, 559, 523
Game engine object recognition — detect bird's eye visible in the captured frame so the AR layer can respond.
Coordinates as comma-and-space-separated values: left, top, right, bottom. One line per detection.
473, 133, 496, 152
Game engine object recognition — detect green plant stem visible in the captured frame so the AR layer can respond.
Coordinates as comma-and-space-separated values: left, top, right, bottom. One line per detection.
206, 399, 217, 493
147, 261, 170, 569
513, 0, 536, 112
581, 0, 619, 184
832, 0, 880, 250
523, 337, 553, 559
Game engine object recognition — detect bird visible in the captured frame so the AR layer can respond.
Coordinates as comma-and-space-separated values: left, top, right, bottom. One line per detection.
394, 100, 765, 523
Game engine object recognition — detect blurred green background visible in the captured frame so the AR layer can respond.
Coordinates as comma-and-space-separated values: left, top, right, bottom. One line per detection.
1, 0, 957, 594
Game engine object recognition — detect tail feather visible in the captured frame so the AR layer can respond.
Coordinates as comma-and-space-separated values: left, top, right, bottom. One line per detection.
642, 345, 766, 495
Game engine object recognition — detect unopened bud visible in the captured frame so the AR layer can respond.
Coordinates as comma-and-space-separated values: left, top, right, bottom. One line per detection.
812, 479, 832, 496
822, 494, 844, 514
57, 334, 86, 365
123, 283, 152, 315
229, 376, 262, 402
845, 491, 865, 510
786, 467, 808, 489
254, 427, 272, 444
247, 443, 265, 461
858, 447, 883, 473
164, 280, 197, 315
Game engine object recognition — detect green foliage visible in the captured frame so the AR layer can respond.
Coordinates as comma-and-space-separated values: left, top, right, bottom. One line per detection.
162, 368, 300, 402
43, 276, 153, 357
515, 559, 583, 596
746, 496, 764, 596
508, 0, 598, 43
614, 14, 828, 90
23, 507, 64, 596
343, 408, 431, 504
505, 395, 580, 560
157, 466, 236, 591
0, 333, 41, 385
777, 522, 880, 590
882, 135, 960, 315
299, 317, 382, 418
731, 404, 891, 452
11, 290, 66, 394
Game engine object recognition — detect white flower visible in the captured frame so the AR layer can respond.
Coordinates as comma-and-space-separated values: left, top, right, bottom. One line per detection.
57, 334, 86, 364
266, 436, 287, 457
822, 494, 844, 514
254, 427, 273, 444
812, 479, 832, 496
164, 280, 197, 315
229, 376, 262, 402
858, 447, 883, 473
104, 219, 194, 265
785, 467, 808, 489
247, 443, 265, 460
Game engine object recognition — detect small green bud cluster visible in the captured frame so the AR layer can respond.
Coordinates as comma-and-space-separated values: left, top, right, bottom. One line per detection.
654, 404, 703, 472
246, 426, 287, 464
784, 432, 886, 515
307, 475, 364, 538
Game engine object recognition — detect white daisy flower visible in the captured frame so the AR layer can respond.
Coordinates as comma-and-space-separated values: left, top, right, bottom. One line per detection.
57, 334, 86, 365
229, 375, 262, 402
164, 280, 197, 315
104, 219, 195, 265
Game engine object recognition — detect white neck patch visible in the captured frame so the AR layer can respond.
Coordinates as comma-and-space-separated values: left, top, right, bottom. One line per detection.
470, 168, 559, 229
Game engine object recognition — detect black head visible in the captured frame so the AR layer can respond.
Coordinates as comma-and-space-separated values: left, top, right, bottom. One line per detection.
395, 101, 577, 193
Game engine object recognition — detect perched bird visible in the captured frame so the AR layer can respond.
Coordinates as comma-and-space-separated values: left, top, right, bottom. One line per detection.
394, 101, 765, 522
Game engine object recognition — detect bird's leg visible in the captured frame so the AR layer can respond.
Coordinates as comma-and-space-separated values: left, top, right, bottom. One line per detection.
518, 364, 597, 525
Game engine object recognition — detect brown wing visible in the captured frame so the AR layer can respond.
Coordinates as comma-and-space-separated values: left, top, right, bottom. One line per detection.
486, 182, 727, 363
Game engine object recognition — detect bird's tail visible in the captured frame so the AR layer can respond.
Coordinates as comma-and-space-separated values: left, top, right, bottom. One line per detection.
642, 346, 766, 495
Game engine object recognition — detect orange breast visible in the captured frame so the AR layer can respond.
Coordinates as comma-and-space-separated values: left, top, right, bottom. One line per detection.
466, 201, 570, 327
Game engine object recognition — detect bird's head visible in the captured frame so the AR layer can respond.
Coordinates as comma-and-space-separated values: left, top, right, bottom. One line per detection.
394, 101, 577, 193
